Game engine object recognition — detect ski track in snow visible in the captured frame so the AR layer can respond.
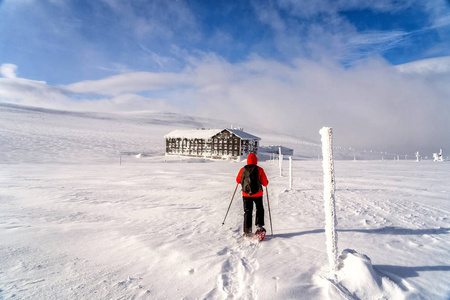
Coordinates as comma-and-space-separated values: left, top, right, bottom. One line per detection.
1, 104, 450, 299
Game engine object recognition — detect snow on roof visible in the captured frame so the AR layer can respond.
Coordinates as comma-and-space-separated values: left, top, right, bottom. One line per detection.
164, 129, 221, 139
227, 129, 261, 140
164, 128, 260, 140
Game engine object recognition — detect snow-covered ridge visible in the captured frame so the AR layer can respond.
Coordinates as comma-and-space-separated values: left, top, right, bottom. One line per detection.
0, 103, 228, 164
0, 102, 213, 127
0, 102, 319, 163
0, 102, 440, 163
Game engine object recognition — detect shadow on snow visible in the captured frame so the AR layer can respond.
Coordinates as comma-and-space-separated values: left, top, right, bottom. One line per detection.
374, 265, 450, 278
339, 226, 450, 235
272, 227, 449, 239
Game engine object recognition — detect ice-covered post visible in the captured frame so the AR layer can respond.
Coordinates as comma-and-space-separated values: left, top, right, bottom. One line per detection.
279, 147, 283, 177
319, 127, 338, 272
279, 147, 281, 164
289, 157, 293, 190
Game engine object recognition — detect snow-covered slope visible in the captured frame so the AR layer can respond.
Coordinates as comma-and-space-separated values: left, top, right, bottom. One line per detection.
1, 103, 449, 299
0, 103, 231, 164
0, 103, 410, 163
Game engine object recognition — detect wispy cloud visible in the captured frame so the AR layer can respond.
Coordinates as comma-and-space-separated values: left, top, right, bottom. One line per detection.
275, 0, 420, 18
250, 0, 450, 66
65, 72, 192, 96
341, 30, 411, 65
347, 31, 408, 47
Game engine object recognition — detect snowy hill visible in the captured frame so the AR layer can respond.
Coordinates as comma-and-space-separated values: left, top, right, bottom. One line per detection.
1, 103, 450, 299
0, 103, 230, 164
0, 103, 410, 164
1, 102, 324, 163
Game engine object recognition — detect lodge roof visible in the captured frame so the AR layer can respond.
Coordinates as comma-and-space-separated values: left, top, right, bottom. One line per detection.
164, 128, 261, 140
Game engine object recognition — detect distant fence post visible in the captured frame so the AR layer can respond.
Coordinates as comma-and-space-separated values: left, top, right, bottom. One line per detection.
279, 147, 283, 177
319, 127, 338, 272
289, 157, 293, 190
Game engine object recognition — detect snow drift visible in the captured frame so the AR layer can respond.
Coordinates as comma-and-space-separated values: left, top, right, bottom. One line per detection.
324, 249, 410, 300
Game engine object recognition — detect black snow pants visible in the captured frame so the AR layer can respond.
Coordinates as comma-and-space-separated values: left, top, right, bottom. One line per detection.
243, 196, 265, 234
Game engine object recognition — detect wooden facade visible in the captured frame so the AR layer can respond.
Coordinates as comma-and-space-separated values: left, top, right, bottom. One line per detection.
164, 129, 260, 160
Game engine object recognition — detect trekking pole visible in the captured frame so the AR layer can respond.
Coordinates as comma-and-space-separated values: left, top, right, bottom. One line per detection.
266, 186, 273, 235
222, 183, 239, 225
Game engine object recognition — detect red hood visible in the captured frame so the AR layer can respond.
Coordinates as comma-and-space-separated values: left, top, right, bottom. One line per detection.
247, 153, 258, 165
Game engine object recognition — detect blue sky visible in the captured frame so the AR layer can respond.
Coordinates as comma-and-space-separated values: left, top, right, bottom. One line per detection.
1, 0, 449, 83
1, 0, 450, 153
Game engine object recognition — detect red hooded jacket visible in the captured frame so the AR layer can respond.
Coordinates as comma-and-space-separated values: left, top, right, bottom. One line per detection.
236, 153, 268, 197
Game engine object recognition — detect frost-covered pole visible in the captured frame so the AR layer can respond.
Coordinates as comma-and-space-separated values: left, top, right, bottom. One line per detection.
279, 147, 283, 177
278, 147, 281, 169
279, 155, 283, 176
289, 157, 293, 190
319, 127, 338, 272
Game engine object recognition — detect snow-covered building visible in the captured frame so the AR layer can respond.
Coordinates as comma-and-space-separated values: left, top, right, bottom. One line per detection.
164, 128, 261, 160
433, 149, 443, 162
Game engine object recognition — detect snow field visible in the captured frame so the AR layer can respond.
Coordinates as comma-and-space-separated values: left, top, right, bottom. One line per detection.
1, 161, 228, 299
2, 158, 450, 299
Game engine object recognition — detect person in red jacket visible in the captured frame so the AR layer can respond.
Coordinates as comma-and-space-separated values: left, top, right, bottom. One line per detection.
236, 153, 269, 236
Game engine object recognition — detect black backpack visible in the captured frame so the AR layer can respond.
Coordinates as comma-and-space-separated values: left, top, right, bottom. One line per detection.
241, 165, 262, 195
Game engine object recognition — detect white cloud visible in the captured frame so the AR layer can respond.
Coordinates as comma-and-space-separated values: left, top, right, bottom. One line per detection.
0, 71, 178, 112
65, 72, 192, 96
276, 0, 419, 18
0, 64, 18, 78
396, 56, 450, 75
0, 76, 69, 109
183, 55, 449, 153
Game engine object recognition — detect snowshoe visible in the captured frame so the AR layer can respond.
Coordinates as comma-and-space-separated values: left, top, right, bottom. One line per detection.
255, 227, 266, 241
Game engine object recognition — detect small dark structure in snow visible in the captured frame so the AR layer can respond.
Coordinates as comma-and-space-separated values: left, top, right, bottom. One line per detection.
260, 145, 294, 156
164, 128, 261, 160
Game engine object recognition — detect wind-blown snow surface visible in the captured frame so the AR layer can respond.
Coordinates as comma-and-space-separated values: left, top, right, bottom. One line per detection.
1, 103, 450, 299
